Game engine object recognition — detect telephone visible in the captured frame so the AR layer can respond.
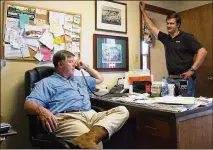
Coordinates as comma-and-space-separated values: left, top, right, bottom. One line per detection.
109, 84, 128, 94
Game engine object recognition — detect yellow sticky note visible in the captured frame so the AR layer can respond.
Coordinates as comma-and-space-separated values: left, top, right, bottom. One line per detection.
54, 36, 64, 44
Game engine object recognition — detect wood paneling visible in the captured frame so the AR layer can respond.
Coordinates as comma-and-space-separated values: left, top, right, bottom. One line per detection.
91, 97, 213, 149
180, 3, 213, 97
178, 114, 213, 148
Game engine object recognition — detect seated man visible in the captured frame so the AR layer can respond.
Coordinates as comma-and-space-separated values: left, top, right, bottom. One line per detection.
24, 50, 129, 149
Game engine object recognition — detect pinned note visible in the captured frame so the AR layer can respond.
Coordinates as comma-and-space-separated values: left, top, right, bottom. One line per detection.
50, 20, 60, 33
65, 14, 73, 23
19, 14, 29, 29
24, 38, 40, 48
36, 9, 47, 15
72, 24, 81, 33
39, 30, 54, 49
74, 15, 80, 24
4, 44, 22, 58
6, 18, 19, 29
40, 46, 51, 61
24, 24, 43, 38
54, 43, 65, 51
64, 22, 72, 31
65, 35, 72, 43
49, 11, 65, 25
34, 18, 46, 26
34, 52, 44, 61
54, 36, 64, 44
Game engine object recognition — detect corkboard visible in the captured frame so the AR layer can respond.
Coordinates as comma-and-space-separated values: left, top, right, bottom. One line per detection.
2, 1, 82, 61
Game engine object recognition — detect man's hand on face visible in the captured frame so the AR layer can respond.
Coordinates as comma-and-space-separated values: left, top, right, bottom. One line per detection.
75, 60, 88, 70
139, 1, 145, 12
37, 106, 58, 133
182, 70, 194, 80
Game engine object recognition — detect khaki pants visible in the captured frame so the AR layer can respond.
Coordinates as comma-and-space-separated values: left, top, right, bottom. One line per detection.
54, 106, 129, 148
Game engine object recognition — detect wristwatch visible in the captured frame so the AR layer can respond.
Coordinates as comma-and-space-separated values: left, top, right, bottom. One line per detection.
189, 67, 195, 74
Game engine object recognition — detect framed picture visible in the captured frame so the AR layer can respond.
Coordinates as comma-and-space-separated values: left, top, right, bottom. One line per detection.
95, 0, 127, 33
93, 34, 129, 72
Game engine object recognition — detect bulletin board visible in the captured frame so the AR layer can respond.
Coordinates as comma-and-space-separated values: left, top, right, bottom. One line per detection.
2, 1, 82, 61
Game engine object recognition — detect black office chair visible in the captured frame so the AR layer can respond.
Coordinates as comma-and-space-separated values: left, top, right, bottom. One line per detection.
25, 66, 105, 149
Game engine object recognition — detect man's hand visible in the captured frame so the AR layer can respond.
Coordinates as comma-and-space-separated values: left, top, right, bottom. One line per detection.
37, 106, 58, 133
75, 60, 88, 70
182, 70, 194, 80
139, 1, 145, 12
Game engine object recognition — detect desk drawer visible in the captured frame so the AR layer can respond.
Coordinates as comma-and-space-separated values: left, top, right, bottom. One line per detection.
137, 117, 171, 138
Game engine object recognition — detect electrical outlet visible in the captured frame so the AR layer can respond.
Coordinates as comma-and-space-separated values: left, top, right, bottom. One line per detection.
1, 60, 6, 67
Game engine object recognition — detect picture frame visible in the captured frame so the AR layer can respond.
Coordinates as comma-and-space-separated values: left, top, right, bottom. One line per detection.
93, 34, 129, 72
95, 0, 127, 33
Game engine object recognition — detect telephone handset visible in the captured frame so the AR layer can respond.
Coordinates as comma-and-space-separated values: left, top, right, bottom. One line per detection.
75, 66, 81, 70
109, 84, 128, 94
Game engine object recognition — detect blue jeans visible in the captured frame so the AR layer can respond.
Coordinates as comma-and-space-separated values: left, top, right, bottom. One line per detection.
167, 77, 196, 97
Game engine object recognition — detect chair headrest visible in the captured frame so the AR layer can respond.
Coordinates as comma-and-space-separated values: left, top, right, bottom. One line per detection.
25, 66, 56, 97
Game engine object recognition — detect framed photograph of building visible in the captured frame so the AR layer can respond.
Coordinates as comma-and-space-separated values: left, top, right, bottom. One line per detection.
95, 0, 127, 33
93, 34, 129, 72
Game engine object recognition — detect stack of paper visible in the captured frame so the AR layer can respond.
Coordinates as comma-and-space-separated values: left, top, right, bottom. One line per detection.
154, 96, 195, 105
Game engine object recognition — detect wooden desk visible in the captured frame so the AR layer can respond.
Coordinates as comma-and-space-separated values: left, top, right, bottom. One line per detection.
91, 97, 213, 149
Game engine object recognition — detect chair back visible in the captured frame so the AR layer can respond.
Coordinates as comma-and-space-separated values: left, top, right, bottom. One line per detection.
25, 66, 56, 97
25, 66, 70, 148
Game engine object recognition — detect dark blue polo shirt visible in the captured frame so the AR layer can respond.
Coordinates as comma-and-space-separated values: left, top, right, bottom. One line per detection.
158, 31, 203, 75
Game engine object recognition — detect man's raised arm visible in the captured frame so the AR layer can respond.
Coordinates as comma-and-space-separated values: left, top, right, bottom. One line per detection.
140, 1, 159, 37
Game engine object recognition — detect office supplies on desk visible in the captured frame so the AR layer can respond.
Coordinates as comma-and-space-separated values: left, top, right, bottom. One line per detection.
109, 84, 128, 94
155, 96, 195, 105
0, 123, 11, 133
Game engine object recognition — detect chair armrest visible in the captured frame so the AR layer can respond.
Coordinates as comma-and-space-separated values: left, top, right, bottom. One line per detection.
91, 106, 105, 112
27, 114, 48, 137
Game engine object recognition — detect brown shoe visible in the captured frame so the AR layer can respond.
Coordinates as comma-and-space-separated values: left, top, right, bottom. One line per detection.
72, 126, 108, 149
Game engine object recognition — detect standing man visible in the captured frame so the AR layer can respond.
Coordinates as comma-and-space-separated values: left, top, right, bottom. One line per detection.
24, 50, 129, 149
140, 1, 207, 96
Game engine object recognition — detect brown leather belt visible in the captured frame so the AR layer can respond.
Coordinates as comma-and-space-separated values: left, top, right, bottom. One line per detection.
61, 110, 81, 113
168, 74, 184, 79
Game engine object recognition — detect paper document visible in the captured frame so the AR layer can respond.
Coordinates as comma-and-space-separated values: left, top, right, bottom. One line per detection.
74, 15, 80, 24
40, 46, 51, 61
39, 31, 54, 49
6, 18, 19, 29
54, 43, 65, 51
20, 44, 30, 57
155, 96, 195, 105
64, 14, 73, 23
24, 24, 43, 38
19, 14, 29, 29
50, 20, 60, 33
36, 9, 47, 15
49, 11, 65, 25
34, 52, 44, 61
72, 24, 81, 33
24, 38, 40, 48
4, 44, 22, 58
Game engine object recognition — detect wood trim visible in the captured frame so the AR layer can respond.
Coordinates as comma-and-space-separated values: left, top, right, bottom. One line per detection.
140, 4, 175, 69
177, 110, 213, 122
145, 4, 175, 15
